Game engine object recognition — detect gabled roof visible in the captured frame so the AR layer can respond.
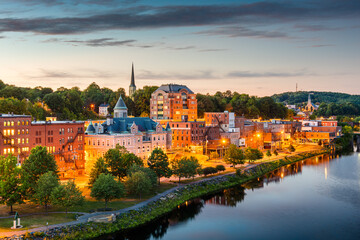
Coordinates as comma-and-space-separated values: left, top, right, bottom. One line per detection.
156, 84, 194, 94
99, 103, 109, 107
101, 117, 164, 134
114, 95, 127, 110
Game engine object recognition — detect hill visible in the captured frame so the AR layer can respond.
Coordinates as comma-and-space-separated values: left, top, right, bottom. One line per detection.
271, 91, 360, 106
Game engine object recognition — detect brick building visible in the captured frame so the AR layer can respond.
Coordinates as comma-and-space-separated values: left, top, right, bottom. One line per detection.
150, 84, 197, 121
31, 120, 85, 177
0, 113, 85, 178
0, 114, 32, 158
170, 121, 205, 148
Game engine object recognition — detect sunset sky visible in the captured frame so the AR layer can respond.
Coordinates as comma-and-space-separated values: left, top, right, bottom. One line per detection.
0, 0, 359, 96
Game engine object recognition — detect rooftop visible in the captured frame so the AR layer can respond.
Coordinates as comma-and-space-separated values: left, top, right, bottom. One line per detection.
32, 120, 84, 125
156, 84, 194, 94
0, 113, 31, 118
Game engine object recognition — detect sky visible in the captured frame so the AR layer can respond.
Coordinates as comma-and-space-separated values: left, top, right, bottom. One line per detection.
0, 0, 359, 96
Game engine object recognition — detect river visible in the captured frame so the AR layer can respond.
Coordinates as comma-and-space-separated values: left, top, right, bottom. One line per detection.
101, 153, 360, 240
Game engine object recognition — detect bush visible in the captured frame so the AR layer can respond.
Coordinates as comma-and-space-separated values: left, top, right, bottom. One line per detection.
210, 152, 219, 159
202, 167, 218, 176
288, 144, 295, 152
215, 165, 226, 172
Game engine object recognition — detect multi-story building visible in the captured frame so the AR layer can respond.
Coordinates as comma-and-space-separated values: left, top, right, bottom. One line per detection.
0, 114, 32, 159
31, 120, 85, 177
170, 121, 205, 148
98, 104, 110, 117
150, 84, 197, 121
84, 95, 172, 173
0, 113, 85, 178
204, 111, 235, 132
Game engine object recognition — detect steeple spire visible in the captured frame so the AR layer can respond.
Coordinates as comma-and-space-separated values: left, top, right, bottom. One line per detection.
129, 63, 136, 100
130, 63, 135, 87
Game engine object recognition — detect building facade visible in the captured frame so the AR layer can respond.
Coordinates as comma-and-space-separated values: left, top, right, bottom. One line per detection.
84, 96, 172, 173
0, 113, 85, 178
99, 104, 110, 117
150, 84, 197, 121
170, 121, 205, 148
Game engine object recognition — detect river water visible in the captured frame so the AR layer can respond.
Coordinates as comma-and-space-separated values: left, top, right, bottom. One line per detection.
102, 153, 360, 240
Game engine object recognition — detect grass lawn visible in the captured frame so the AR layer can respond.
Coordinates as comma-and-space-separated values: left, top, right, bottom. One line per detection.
0, 213, 76, 232
0, 183, 175, 217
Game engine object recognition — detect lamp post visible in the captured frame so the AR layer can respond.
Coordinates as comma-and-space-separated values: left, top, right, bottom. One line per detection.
221, 138, 226, 158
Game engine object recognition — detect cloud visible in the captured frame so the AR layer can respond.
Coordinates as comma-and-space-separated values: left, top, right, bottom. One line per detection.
0, 1, 359, 35
4, 0, 138, 7
65, 38, 136, 47
196, 26, 292, 39
227, 70, 313, 78
138, 70, 217, 80
294, 24, 342, 32
299, 44, 335, 48
28, 69, 115, 79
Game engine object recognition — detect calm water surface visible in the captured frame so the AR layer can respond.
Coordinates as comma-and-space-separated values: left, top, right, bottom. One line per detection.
103, 153, 360, 240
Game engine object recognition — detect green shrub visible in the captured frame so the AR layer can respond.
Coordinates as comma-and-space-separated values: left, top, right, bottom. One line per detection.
202, 167, 218, 176
215, 165, 226, 172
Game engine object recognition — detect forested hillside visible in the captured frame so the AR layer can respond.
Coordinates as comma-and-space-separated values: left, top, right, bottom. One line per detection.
272, 91, 360, 106
271, 91, 360, 117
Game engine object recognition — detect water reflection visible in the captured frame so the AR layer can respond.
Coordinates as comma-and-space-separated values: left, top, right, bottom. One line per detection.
98, 154, 341, 240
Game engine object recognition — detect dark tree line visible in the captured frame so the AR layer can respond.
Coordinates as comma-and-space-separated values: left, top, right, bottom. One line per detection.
197, 91, 288, 119
3, 79, 358, 120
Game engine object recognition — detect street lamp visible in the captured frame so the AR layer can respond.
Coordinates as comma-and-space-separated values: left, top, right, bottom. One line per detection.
221, 138, 226, 158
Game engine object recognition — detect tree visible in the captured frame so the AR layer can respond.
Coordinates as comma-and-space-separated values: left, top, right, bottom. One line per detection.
126, 171, 152, 200
147, 148, 172, 184
51, 181, 84, 214
244, 147, 264, 162
210, 152, 219, 159
171, 156, 201, 183
224, 144, 245, 167
0, 155, 24, 213
88, 157, 109, 187
266, 150, 272, 159
288, 144, 296, 152
90, 173, 125, 208
273, 150, 279, 156
215, 164, 226, 172
202, 167, 218, 176
33, 171, 59, 213
127, 165, 157, 188
104, 147, 143, 180
22, 146, 58, 195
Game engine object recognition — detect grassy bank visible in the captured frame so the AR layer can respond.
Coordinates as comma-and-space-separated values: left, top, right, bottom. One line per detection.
0, 213, 76, 232
22, 149, 330, 240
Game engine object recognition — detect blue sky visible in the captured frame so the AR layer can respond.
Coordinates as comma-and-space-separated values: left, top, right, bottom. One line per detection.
0, 0, 359, 96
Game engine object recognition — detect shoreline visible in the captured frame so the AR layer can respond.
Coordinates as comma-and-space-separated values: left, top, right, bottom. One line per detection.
1, 148, 330, 239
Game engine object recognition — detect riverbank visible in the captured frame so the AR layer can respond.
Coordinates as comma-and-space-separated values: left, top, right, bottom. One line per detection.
2, 148, 329, 240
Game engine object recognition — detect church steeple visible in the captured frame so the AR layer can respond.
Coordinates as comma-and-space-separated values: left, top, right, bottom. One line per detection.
129, 63, 136, 100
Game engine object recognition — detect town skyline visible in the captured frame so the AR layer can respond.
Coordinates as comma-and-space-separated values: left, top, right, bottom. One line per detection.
0, 0, 359, 96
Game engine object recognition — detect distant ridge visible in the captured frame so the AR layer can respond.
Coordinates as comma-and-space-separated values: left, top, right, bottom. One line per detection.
271, 91, 360, 105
